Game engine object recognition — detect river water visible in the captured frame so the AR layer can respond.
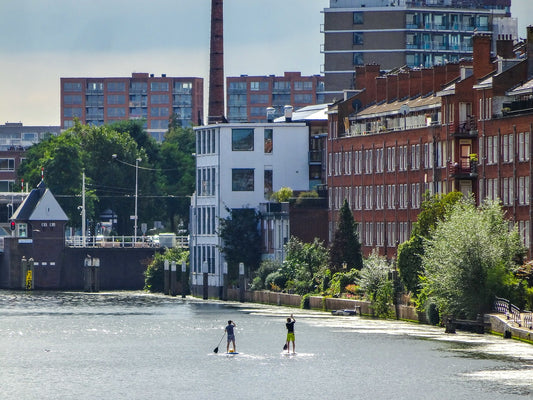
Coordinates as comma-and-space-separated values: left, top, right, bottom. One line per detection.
1, 291, 533, 400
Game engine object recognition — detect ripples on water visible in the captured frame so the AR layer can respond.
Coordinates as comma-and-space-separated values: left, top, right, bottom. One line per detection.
0, 291, 532, 400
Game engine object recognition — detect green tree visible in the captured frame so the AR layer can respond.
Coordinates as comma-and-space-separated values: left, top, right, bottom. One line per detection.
421, 198, 525, 319
159, 126, 195, 232
358, 251, 394, 318
329, 199, 363, 272
218, 207, 262, 281
280, 237, 329, 294
144, 247, 189, 293
397, 191, 463, 296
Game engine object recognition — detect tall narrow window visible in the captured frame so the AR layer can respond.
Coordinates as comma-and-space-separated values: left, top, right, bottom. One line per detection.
264, 170, 273, 199
264, 129, 273, 153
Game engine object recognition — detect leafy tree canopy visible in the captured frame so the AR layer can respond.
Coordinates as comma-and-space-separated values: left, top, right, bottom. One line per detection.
218, 207, 262, 281
420, 198, 526, 319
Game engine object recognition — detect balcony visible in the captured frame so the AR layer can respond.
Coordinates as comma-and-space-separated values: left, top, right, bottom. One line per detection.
450, 117, 478, 137
449, 162, 478, 179
309, 150, 323, 164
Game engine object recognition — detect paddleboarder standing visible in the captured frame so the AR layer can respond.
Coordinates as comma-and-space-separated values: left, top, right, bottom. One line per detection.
285, 314, 295, 353
225, 320, 236, 353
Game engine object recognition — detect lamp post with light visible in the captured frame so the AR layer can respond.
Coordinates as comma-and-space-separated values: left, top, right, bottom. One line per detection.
112, 154, 142, 243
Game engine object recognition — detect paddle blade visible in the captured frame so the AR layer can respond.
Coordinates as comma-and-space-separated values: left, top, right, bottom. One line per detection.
214, 347, 219, 353
283, 343, 287, 350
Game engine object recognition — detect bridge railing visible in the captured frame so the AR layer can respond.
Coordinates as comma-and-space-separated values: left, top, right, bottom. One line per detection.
493, 296, 530, 328
65, 235, 188, 249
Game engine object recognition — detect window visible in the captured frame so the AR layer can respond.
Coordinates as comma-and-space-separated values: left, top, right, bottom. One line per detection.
353, 32, 364, 45
87, 82, 103, 91
64, 95, 82, 105
264, 170, 273, 199
150, 82, 169, 91
150, 107, 169, 117
353, 12, 364, 24
232, 169, 254, 191
273, 81, 290, 91
250, 94, 269, 104
232, 128, 254, 151
107, 95, 125, 105
130, 82, 147, 92
353, 53, 364, 66
107, 108, 126, 117
264, 129, 273, 153
64, 108, 82, 118
0, 158, 15, 171
107, 82, 125, 92
294, 81, 313, 91
295, 94, 312, 103
229, 81, 247, 91
17, 223, 28, 238
150, 94, 169, 104
63, 82, 82, 92
151, 120, 168, 129
387, 147, 396, 172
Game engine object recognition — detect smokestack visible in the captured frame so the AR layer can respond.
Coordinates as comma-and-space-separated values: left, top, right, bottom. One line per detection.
208, 0, 225, 124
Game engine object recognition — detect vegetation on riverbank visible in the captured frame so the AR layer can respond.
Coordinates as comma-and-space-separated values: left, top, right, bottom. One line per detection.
248, 193, 533, 323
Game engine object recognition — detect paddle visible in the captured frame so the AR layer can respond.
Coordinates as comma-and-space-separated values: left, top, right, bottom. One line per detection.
283, 343, 288, 351
213, 332, 226, 354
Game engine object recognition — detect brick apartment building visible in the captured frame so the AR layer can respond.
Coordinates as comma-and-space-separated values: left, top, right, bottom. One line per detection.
322, 0, 517, 102
60, 73, 204, 141
327, 29, 533, 258
226, 72, 325, 123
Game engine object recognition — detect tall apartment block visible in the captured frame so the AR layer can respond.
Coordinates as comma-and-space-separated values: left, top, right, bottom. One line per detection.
226, 72, 325, 123
60, 73, 204, 141
322, 0, 517, 101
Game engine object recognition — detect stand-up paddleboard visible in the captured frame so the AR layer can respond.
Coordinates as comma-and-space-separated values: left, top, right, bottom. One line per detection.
226, 351, 239, 355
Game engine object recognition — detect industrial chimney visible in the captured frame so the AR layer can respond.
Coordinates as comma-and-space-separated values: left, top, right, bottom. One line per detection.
208, 0, 225, 124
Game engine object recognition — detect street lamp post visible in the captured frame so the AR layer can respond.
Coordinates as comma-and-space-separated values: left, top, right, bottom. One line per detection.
112, 154, 142, 243
134, 157, 141, 244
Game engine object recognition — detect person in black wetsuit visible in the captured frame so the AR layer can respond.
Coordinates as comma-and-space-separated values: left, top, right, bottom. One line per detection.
225, 320, 236, 353
285, 314, 295, 353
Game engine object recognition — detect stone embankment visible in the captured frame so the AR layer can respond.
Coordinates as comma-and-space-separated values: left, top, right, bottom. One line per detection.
226, 289, 533, 343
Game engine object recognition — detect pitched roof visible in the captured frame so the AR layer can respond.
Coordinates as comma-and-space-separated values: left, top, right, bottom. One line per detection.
11, 180, 68, 222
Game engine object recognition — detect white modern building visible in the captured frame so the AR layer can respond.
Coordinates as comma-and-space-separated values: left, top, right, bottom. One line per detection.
190, 121, 310, 295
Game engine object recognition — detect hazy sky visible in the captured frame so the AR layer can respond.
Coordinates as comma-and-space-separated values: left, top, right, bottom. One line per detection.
0, 0, 531, 126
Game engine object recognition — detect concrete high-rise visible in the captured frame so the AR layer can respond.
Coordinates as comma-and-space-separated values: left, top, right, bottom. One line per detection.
322, 0, 517, 101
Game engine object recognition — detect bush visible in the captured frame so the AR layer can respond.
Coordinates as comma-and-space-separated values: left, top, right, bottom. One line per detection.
427, 303, 440, 325
251, 259, 282, 291
265, 271, 287, 291
144, 248, 189, 293
301, 293, 311, 309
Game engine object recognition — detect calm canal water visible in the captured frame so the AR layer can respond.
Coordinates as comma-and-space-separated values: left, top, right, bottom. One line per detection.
1, 291, 533, 400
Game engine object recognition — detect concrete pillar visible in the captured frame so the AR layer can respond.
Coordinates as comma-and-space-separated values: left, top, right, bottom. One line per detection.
93, 258, 100, 292
170, 261, 177, 296
163, 259, 170, 295
202, 261, 208, 300
239, 262, 245, 303
84, 256, 99, 292
181, 261, 187, 298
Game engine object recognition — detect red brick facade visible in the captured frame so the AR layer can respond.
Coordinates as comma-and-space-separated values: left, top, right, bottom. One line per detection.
328, 30, 533, 259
